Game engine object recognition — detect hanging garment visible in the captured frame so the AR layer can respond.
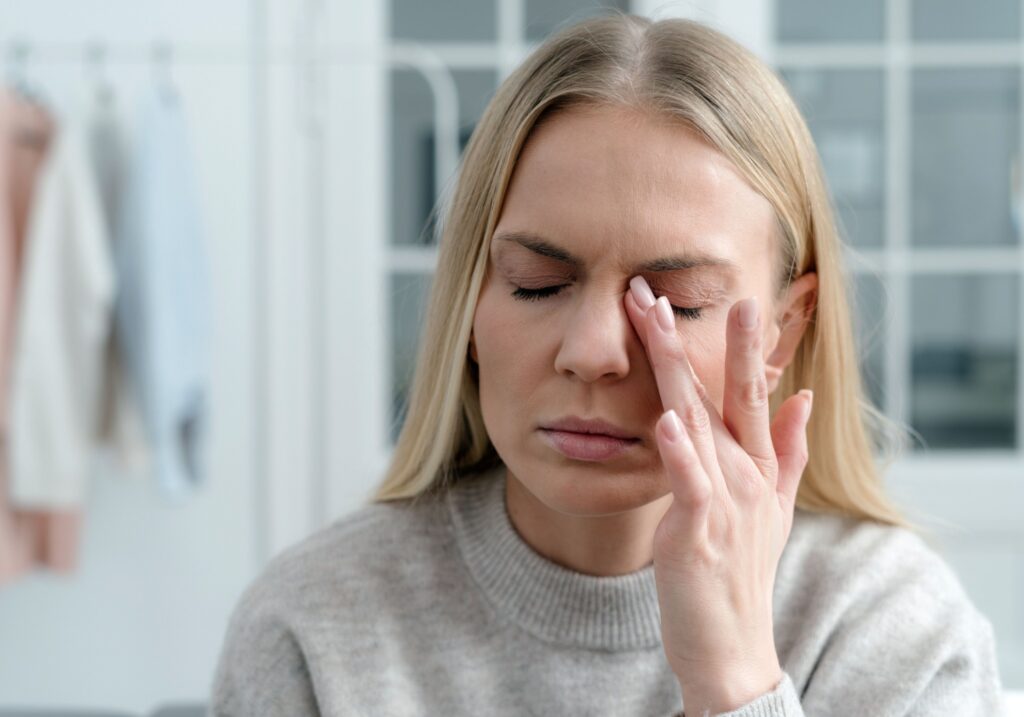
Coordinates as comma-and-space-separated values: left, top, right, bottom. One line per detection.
88, 86, 152, 481
0, 85, 85, 584
6, 88, 117, 555
114, 83, 210, 501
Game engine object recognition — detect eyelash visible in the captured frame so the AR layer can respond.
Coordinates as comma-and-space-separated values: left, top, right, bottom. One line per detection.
510, 285, 704, 320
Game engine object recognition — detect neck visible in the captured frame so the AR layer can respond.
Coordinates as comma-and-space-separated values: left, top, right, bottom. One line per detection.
505, 468, 675, 577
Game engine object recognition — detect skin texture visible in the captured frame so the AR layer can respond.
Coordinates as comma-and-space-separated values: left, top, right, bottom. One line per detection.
469, 103, 818, 712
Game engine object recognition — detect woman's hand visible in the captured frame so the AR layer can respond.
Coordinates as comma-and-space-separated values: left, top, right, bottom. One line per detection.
625, 276, 813, 715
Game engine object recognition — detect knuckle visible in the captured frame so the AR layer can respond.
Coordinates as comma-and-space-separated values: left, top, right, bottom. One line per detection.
682, 401, 711, 435
740, 374, 769, 412
659, 342, 690, 368
649, 350, 675, 373
682, 483, 712, 511
734, 474, 764, 501
797, 447, 810, 466
752, 454, 778, 478
747, 327, 762, 349
692, 373, 710, 403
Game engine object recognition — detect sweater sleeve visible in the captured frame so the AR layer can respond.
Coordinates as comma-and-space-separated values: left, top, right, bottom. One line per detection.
700, 671, 804, 716
208, 587, 322, 717
896, 610, 1003, 716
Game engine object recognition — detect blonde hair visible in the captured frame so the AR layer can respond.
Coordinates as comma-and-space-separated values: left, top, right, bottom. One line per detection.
370, 12, 917, 531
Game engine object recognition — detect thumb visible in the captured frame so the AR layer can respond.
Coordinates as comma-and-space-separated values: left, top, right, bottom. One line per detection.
770, 389, 813, 506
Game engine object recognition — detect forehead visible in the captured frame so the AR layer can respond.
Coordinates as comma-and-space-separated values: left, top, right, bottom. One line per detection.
492, 104, 776, 275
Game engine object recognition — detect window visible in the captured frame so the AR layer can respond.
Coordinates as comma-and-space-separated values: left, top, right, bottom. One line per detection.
775, 0, 1024, 688
776, 0, 1022, 453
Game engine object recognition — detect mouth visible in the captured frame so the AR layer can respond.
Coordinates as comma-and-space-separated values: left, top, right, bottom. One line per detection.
538, 428, 640, 462
539, 416, 638, 441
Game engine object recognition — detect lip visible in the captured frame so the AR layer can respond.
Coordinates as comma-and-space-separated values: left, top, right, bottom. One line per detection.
538, 416, 641, 462
540, 416, 638, 440
539, 429, 639, 462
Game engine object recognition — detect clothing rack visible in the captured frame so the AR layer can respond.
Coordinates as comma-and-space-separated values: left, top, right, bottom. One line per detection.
0, 33, 463, 564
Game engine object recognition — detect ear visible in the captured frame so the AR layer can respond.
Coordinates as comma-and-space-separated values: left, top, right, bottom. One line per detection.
468, 329, 478, 363
764, 271, 818, 395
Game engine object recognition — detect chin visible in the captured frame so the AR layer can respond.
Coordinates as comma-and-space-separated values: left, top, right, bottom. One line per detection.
512, 453, 668, 517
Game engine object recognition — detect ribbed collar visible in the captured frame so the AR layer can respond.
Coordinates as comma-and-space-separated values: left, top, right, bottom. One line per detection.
446, 463, 664, 651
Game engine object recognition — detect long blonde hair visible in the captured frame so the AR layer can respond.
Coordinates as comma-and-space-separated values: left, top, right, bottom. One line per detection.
371, 12, 916, 531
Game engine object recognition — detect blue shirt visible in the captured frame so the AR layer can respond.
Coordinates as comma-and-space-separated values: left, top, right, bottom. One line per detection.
114, 83, 209, 500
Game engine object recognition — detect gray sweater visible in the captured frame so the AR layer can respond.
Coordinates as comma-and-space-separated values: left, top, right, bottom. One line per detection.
208, 463, 1005, 716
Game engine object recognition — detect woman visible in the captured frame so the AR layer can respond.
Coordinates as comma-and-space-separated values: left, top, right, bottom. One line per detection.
210, 13, 1004, 716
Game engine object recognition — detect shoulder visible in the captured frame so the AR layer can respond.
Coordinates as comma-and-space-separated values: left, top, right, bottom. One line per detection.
785, 507, 974, 612
234, 490, 452, 625
210, 491, 453, 712
780, 507, 997, 667
776, 515, 1004, 711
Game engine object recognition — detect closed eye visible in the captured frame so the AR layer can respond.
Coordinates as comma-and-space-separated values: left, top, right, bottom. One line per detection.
510, 285, 704, 320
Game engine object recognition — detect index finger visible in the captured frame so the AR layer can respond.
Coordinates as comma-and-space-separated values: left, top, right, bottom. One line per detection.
626, 280, 731, 492
625, 278, 723, 427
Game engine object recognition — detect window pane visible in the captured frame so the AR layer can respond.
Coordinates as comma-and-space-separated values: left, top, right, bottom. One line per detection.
525, 0, 629, 42
910, 274, 1018, 450
390, 272, 434, 444
390, 68, 498, 246
851, 271, 888, 412
390, 0, 496, 42
934, 541, 1024, 665
912, 67, 1019, 247
780, 69, 886, 248
912, 0, 1020, 42
777, 0, 885, 43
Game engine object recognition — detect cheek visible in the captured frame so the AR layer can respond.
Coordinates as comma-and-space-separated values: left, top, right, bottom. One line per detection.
472, 285, 540, 401
472, 286, 548, 451
473, 283, 527, 359
685, 332, 728, 412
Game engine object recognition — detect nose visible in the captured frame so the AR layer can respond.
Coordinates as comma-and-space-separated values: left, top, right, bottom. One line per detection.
553, 290, 636, 382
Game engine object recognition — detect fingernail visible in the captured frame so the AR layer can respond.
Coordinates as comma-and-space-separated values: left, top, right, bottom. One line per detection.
662, 409, 684, 441
739, 297, 758, 330
655, 296, 675, 332
799, 389, 814, 421
629, 276, 656, 311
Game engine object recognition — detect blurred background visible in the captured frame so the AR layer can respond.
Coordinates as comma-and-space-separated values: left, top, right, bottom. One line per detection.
0, 0, 1022, 713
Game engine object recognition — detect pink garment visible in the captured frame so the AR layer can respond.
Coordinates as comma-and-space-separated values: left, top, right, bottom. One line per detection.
0, 85, 82, 586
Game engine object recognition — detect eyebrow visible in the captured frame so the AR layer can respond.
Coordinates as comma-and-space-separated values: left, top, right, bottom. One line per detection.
493, 231, 741, 275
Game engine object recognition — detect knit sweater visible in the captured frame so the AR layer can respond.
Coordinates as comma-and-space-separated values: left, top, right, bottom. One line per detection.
209, 463, 1005, 716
